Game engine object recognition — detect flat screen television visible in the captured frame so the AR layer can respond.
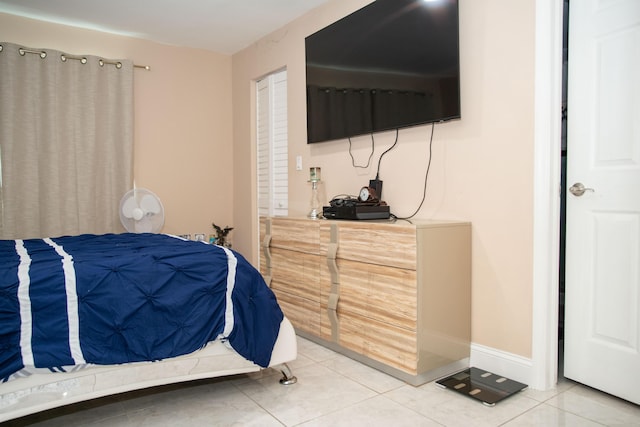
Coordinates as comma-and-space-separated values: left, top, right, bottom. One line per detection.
305, 0, 460, 144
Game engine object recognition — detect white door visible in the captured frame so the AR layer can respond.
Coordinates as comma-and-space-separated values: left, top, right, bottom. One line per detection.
564, 0, 640, 405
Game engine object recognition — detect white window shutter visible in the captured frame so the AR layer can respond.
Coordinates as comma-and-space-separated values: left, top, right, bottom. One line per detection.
257, 70, 288, 218
257, 79, 271, 217
271, 71, 288, 216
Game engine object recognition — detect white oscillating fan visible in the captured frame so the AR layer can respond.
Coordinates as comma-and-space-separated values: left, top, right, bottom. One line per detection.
119, 188, 165, 233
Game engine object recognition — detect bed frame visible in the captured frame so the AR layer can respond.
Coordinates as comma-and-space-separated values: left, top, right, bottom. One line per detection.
0, 317, 297, 422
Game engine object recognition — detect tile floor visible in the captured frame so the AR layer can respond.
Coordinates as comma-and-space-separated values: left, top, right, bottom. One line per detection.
7, 336, 640, 426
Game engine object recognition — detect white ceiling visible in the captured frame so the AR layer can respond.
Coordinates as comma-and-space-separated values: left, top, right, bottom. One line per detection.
0, 0, 332, 55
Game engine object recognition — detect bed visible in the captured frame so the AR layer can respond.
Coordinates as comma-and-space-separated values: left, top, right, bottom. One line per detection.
0, 233, 297, 422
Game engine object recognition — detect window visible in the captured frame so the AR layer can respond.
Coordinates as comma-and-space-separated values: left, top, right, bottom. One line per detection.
257, 70, 288, 217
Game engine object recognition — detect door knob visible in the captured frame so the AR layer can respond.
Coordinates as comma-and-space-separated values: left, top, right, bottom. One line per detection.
569, 182, 595, 197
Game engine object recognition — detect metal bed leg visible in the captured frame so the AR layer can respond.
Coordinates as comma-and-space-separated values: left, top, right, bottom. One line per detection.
278, 363, 297, 385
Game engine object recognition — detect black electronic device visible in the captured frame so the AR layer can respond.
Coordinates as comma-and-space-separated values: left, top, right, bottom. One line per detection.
305, 0, 461, 143
369, 179, 383, 201
322, 198, 391, 220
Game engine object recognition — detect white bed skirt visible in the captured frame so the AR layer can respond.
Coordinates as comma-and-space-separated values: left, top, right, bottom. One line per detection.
0, 317, 297, 422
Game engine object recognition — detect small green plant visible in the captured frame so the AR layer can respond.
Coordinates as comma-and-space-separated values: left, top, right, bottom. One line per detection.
212, 223, 233, 247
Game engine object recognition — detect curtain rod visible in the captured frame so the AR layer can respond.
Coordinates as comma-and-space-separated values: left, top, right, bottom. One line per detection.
1, 45, 150, 71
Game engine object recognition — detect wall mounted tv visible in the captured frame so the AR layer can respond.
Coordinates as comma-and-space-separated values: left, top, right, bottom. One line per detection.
305, 0, 460, 144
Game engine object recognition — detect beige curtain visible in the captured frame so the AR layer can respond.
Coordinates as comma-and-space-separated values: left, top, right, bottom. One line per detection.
0, 42, 134, 239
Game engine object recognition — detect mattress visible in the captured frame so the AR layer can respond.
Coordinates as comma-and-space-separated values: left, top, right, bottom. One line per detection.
0, 317, 297, 422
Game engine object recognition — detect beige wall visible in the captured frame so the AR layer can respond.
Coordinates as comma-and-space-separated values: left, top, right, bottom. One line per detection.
232, 0, 536, 358
1, 12, 234, 238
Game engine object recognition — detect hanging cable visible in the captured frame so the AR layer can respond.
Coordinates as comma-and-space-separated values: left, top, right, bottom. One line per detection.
395, 123, 435, 220
348, 133, 375, 168
374, 128, 399, 180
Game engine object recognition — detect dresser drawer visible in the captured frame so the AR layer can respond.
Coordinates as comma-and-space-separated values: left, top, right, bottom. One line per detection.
339, 311, 418, 374
270, 248, 320, 303
334, 259, 417, 329
320, 221, 416, 270
270, 217, 320, 254
271, 288, 320, 336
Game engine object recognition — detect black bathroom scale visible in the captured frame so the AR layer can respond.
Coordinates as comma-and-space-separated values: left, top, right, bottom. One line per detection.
436, 367, 528, 406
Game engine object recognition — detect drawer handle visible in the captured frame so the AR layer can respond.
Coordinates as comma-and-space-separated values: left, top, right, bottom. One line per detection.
327, 243, 339, 285
327, 224, 340, 342
262, 234, 272, 269
261, 219, 272, 288
262, 218, 272, 270
327, 293, 339, 341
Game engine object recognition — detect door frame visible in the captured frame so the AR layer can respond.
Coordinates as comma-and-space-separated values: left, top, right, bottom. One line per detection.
531, 0, 564, 391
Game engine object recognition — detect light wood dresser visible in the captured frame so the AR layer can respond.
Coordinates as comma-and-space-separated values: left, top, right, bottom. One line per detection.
260, 216, 471, 385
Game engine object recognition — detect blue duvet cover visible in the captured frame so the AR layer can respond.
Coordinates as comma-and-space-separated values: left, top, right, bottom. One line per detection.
0, 233, 284, 382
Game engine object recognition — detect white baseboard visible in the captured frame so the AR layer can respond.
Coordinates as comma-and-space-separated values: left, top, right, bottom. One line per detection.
470, 343, 533, 386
